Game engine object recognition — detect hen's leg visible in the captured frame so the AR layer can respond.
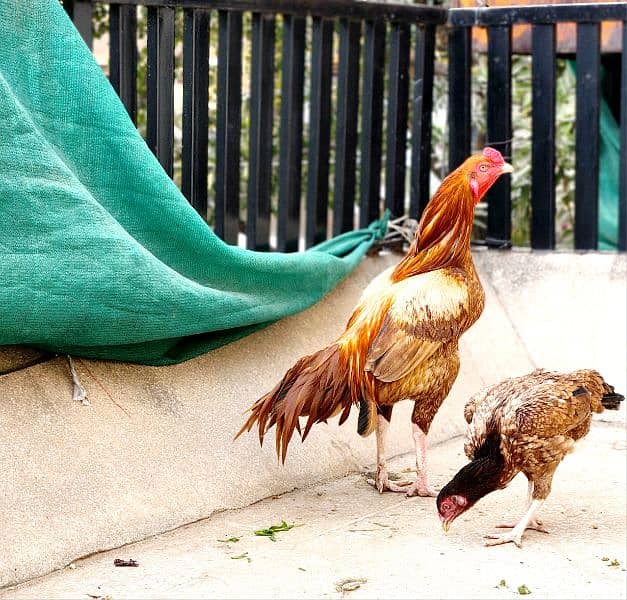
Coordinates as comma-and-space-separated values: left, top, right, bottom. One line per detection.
496, 480, 547, 532
367, 407, 413, 493
485, 467, 556, 547
485, 499, 545, 548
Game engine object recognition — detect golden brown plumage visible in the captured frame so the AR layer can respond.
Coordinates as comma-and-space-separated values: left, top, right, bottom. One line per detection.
237, 148, 513, 494
438, 368, 624, 547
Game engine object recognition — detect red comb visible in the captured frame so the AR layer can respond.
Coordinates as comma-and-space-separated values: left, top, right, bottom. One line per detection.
482, 147, 504, 165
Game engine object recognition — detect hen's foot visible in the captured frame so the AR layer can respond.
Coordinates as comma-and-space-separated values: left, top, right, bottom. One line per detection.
484, 530, 524, 548
495, 519, 548, 534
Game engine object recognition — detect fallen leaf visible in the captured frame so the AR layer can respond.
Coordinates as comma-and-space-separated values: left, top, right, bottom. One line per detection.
517, 584, 531, 595
231, 552, 251, 563
601, 557, 610, 561
254, 520, 298, 541
335, 578, 367, 594
113, 559, 138, 568
609, 559, 621, 567
498, 579, 507, 588
218, 537, 240, 543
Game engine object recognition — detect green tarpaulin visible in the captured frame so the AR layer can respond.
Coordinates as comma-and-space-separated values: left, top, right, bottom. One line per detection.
0, 1, 386, 365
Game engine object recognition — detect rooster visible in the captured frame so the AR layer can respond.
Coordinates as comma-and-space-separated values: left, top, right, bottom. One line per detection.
237, 147, 513, 497
437, 368, 624, 546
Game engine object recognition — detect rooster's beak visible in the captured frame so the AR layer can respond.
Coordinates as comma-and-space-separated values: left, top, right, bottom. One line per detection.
442, 520, 450, 533
500, 162, 514, 174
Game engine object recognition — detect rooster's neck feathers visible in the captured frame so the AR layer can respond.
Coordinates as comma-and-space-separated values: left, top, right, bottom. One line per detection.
392, 172, 475, 282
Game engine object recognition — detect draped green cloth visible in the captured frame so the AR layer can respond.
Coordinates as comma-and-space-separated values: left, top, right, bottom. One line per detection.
0, 0, 386, 365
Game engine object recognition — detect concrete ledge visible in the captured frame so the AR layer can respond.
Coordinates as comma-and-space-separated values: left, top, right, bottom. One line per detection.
1, 250, 624, 588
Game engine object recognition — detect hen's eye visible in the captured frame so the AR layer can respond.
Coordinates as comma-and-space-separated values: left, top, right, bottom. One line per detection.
479, 164, 488, 172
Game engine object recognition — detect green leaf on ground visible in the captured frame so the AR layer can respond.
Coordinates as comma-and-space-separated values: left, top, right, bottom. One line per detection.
517, 584, 531, 595
231, 552, 251, 563
254, 520, 298, 541
498, 579, 507, 588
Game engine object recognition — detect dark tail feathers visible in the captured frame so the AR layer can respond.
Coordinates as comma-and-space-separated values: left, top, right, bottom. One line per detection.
235, 344, 352, 463
602, 388, 625, 410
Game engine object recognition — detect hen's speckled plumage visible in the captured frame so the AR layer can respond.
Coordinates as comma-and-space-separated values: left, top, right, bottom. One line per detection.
438, 368, 624, 546
464, 368, 617, 495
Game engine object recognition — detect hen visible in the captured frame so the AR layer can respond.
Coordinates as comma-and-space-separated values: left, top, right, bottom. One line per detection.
437, 368, 624, 547
237, 147, 512, 497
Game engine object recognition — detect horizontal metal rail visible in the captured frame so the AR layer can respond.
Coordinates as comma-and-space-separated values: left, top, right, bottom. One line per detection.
104, 0, 448, 24
449, 2, 627, 26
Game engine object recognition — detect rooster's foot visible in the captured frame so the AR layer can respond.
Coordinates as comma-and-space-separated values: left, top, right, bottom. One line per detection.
483, 530, 524, 548
403, 480, 438, 498
366, 469, 412, 494
495, 519, 548, 534
366, 472, 436, 497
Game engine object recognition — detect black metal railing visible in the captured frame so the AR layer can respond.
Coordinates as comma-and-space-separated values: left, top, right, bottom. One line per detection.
63, 1, 626, 252
63, 0, 445, 252
448, 2, 627, 251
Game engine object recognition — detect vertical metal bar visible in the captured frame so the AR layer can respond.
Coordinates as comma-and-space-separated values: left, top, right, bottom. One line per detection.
358, 20, 386, 229
182, 9, 210, 218
277, 15, 306, 252
306, 17, 333, 247
215, 10, 242, 244
146, 6, 175, 177
575, 22, 600, 250
333, 19, 362, 235
410, 24, 435, 221
448, 26, 471, 173
619, 21, 627, 251
110, 5, 138, 124
486, 25, 512, 247
531, 24, 556, 250
247, 14, 276, 250
64, 0, 93, 49
385, 22, 410, 217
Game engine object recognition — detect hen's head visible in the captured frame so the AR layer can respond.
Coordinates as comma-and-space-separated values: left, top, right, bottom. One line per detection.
436, 448, 505, 532
436, 492, 469, 532
460, 147, 513, 203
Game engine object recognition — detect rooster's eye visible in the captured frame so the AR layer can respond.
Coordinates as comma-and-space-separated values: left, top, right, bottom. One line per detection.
479, 164, 488, 172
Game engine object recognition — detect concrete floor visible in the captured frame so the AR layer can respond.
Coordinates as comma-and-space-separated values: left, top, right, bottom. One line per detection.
3, 422, 625, 600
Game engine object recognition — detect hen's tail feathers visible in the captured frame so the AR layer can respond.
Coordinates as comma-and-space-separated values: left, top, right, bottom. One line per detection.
235, 344, 352, 463
601, 385, 624, 410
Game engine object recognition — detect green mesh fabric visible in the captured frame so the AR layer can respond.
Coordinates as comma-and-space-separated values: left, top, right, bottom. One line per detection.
567, 61, 620, 250
0, 1, 386, 365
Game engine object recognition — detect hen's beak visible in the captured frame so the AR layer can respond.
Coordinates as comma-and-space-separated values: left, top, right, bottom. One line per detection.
500, 162, 514, 174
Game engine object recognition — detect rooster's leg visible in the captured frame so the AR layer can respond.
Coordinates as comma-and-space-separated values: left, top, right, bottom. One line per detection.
496, 480, 547, 532
401, 424, 438, 497
367, 408, 413, 493
484, 499, 545, 548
